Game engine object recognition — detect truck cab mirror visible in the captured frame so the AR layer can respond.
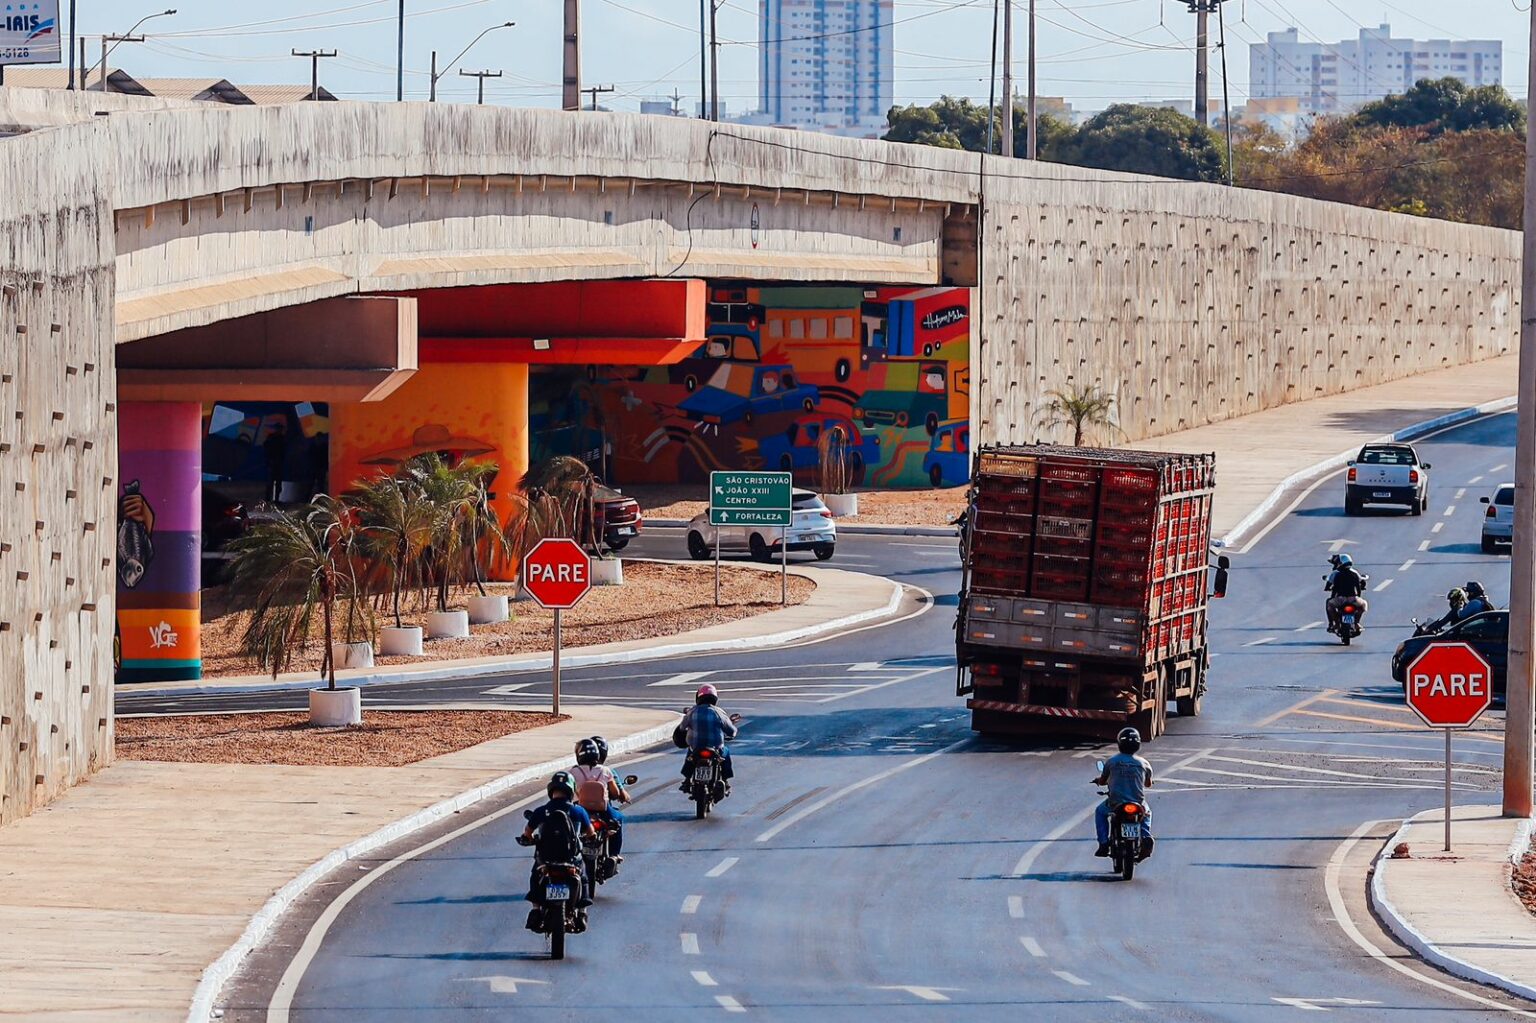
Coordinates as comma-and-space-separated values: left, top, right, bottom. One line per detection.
1481, 496, 1491, 504
1421, 463, 1432, 470
1213, 555, 1231, 599
1346, 460, 1356, 467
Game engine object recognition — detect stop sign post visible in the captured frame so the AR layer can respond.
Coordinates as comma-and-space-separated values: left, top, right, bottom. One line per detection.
521, 539, 593, 715
1404, 642, 1495, 851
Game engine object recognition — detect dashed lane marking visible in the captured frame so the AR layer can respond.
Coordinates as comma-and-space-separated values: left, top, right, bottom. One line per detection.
1419, 539, 1432, 551
1020, 936, 1047, 958
1053, 970, 1090, 987
875, 986, 958, 1003
1431, 522, 1444, 534
1373, 578, 1394, 592
692, 971, 717, 987
1243, 637, 1277, 647
1109, 995, 1151, 1011
681, 895, 702, 914
647, 671, 714, 688
1493, 464, 1510, 472
1444, 505, 1457, 517
1456, 488, 1467, 500
1399, 559, 1415, 572
1007, 895, 1025, 918
1297, 621, 1326, 632
1470, 475, 1485, 485
706, 857, 739, 878
681, 933, 701, 955
716, 995, 746, 1013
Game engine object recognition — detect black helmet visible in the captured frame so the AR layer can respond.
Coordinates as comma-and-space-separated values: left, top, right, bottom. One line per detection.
1116, 727, 1142, 754
574, 738, 600, 767
589, 735, 610, 764
547, 771, 576, 800
1466, 581, 1487, 600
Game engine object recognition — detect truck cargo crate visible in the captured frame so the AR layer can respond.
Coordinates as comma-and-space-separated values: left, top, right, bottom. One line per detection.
972, 565, 1031, 594
1036, 515, 1095, 539
1096, 519, 1156, 549
1034, 533, 1093, 558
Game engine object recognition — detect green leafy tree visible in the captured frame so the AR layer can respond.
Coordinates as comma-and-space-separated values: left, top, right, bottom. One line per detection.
884, 96, 1071, 157
1055, 104, 1227, 183
1352, 77, 1524, 136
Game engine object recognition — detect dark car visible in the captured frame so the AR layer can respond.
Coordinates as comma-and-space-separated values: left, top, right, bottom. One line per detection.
592, 484, 643, 552
1391, 610, 1508, 701
202, 485, 250, 584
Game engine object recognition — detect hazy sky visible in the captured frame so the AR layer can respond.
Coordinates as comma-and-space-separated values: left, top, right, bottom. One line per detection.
55, 1, 1532, 113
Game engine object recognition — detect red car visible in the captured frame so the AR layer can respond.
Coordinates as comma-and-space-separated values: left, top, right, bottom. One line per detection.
593, 484, 643, 552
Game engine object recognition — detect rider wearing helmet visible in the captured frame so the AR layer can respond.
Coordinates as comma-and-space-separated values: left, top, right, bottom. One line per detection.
1425, 588, 1467, 633
677, 684, 739, 794
1324, 553, 1368, 633
521, 771, 597, 929
572, 737, 630, 860
1092, 727, 1154, 860
1461, 581, 1496, 619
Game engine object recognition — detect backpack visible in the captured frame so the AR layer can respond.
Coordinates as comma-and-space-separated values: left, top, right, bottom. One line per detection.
573, 766, 609, 812
536, 804, 583, 863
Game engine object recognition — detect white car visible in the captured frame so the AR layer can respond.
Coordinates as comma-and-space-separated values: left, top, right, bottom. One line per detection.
1481, 483, 1514, 553
686, 488, 837, 562
1344, 442, 1430, 515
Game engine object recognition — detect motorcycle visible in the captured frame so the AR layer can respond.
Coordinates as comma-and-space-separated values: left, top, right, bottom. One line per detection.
1335, 598, 1365, 646
687, 747, 727, 819
582, 774, 638, 900
1097, 761, 1150, 882
517, 823, 586, 960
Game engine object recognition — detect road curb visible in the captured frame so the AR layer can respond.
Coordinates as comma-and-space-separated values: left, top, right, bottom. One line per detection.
187, 717, 677, 1023
1218, 395, 1517, 549
128, 572, 908, 700
1368, 807, 1536, 1004
647, 517, 957, 538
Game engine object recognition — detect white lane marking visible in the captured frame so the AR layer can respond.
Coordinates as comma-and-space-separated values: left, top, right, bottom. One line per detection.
681, 895, 703, 914
756, 737, 973, 842
1431, 522, 1444, 534
1418, 539, 1432, 551
716, 995, 746, 1012
692, 971, 717, 987
681, 932, 701, 955
1273, 998, 1383, 1011
706, 857, 739, 878
1398, 559, 1415, 572
1493, 464, 1510, 472
876, 986, 958, 1003
1296, 621, 1325, 632
1019, 936, 1047, 958
1443, 505, 1457, 517
1052, 970, 1090, 987
647, 671, 714, 688
1243, 637, 1276, 647
460, 976, 549, 994
1208, 755, 1428, 782
889, 542, 953, 549
1373, 578, 1394, 592
1324, 819, 1536, 1018
1007, 895, 1025, 918
1109, 994, 1151, 1011
1470, 475, 1485, 485
1455, 488, 1467, 499
848, 662, 886, 672
482, 683, 537, 695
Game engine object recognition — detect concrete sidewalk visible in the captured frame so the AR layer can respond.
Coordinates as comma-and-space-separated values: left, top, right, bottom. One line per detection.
0, 704, 675, 1022
1371, 803, 1536, 1001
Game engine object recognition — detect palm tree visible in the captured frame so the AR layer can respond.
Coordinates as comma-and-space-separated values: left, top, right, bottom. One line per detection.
405, 454, 509, 610
1037, 384, 1118, 446
818, 423, 857, 495
518, 455, 602, 553
225, 496, 369, 688
352, 472, 434, 629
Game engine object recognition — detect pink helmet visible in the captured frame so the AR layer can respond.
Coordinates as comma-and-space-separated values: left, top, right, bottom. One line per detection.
695, 683, 719, 705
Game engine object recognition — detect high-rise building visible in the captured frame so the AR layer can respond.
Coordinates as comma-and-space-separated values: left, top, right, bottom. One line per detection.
1251, 24, 1502, 117
758, 0, 893, 138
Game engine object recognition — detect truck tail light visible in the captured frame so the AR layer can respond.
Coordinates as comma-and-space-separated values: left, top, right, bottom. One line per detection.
1347, 468, 1357, 482
1488, 505, 1498, 519
1409, 469, 1419, 484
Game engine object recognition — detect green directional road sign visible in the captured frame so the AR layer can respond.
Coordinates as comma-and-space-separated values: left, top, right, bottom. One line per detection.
710, 471, 793, 526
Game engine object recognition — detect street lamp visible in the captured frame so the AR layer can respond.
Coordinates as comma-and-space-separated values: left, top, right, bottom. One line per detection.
92, 8, 175, 93
429, 21, 514, 103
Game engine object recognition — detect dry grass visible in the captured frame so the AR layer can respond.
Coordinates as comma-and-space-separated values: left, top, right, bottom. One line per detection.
627, 483, 967, 527
115, 710, 562, 767
200, 560, 814, 679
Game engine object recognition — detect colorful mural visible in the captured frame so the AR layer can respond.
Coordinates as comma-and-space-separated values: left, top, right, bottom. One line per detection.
202, 400, 330, 503
531, 283, 972, 489
116, 402, 202, 683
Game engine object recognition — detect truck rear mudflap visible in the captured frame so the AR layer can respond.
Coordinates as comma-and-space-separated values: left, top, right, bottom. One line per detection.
965, 698, 1131, 722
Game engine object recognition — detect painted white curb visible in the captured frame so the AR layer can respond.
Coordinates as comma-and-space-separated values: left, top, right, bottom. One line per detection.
1369, 807, 1536, 1003
186, 718, 677, 1023
1219, 395, 1517, 549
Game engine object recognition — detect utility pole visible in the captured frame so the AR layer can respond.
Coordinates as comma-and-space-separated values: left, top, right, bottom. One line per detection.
100, 35, 143, 92
709, 0, 721, 121
429, 50, 437, 101
67, 0, 77, 90
698, 0, 708, 119
582, 84, 614, 111
669, 87, 685, 116
396, 1, 405, 100
1217, 0, 1234, 184
563, 0, 581, 112
1505, 0, 1536, 819
1026, 0, 1037, 159
1001, 0, 1013, 158
460, 68, 501, 105
292, 49, 337, 102
79, 38, 86, 90
1187, 0, 1217, 128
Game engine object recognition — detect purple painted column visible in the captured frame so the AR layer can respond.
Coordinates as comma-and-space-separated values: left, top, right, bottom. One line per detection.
115, 402, 201, 683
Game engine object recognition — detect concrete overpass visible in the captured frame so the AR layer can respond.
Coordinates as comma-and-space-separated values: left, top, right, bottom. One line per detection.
0, 89, 1519, 824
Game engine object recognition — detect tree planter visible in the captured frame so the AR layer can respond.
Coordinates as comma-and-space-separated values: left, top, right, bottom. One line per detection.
468, 594, 510, 624
309, 686, 362, 727
330, 641, 374, 669
591, 559, 624, 586
823, 493, 859, 517
378, 626, 424, 656
426, 610, 471, 639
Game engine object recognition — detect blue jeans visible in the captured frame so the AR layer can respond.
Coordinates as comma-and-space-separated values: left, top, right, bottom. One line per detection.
1095, 800, 1152, 845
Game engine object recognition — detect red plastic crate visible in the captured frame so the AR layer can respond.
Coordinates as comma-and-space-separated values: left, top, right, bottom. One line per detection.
1042, 463, 1100, 483
1036, 515, 1094, 540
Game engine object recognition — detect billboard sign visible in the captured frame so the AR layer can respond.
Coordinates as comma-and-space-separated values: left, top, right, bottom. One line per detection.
1, 3, 61, 66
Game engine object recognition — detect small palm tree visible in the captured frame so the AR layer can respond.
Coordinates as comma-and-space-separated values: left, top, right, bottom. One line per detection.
406, 454, 509, 610
225, 496, 369, 689
1037, 384, 1117, 446
518, 455, 603, 554
352, 472, 434, 628
818, 424, 857, 495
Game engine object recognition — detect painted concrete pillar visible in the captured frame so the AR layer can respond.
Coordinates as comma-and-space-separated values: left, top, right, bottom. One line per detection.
329, 362, 530, 579
116, 402, 201, 683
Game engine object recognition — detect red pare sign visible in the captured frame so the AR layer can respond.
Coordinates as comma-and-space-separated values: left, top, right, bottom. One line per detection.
521, 538, 592, 610
1404, 642, 1494, 728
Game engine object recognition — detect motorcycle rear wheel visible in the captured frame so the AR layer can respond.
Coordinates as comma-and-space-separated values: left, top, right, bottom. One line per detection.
1120, 853, 1135, 881
1341, 632, 1352, 646
695, 795, 709, 819
550, 911, 566, 960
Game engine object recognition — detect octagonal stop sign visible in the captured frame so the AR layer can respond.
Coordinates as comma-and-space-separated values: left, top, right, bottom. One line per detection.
521, 538, 592, 610
1404, 641, 1494, 728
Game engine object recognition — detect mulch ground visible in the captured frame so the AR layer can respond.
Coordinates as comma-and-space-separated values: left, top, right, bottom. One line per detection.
1512, 844, 1536, 914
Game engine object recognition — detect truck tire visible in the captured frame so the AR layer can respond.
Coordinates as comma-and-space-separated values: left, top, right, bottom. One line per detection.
1482, 535, 1498, 554
1344, 492, 1361, 516
1411, 495, 1424, 516
1175, 690, 1203, 717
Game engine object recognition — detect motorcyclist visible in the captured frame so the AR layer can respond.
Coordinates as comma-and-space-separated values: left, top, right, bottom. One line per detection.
520, 771, 597, 931
677, 684, 738, 794
572, 737, 630, 862
1324, 553, 1368, 633
1423, 588, 1467, 633
1093, 727, 1154, 861
1462, 581, 1496, 618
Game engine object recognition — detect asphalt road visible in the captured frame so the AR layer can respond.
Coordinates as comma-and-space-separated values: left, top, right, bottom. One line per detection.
214, 412, 1536, 1021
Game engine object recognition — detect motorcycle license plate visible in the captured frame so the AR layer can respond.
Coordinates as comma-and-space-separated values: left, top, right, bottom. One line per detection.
544, 884, 571, 902
694, 762, 716, 783
1373, 491, 1391, 498
1342, 614, 1356, 625
1119, 823, 1141, 839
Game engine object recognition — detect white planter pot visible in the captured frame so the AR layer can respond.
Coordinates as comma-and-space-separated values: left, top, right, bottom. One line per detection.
426, 610, 471, 639
468, 594, 510, 624
591, 559, 624, 586
309, 686, 362, 727
378, 626, 424, 657
330, 641, 374, 669
823, 492, 859, 517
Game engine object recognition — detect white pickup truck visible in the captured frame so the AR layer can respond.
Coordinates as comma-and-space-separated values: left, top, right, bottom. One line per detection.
1344, 442, 1430, 515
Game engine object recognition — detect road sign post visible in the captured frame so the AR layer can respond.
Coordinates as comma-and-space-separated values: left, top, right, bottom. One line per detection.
709, 471, 793, 607
1404, 642, 1495, 851
521, 538, 593, 717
